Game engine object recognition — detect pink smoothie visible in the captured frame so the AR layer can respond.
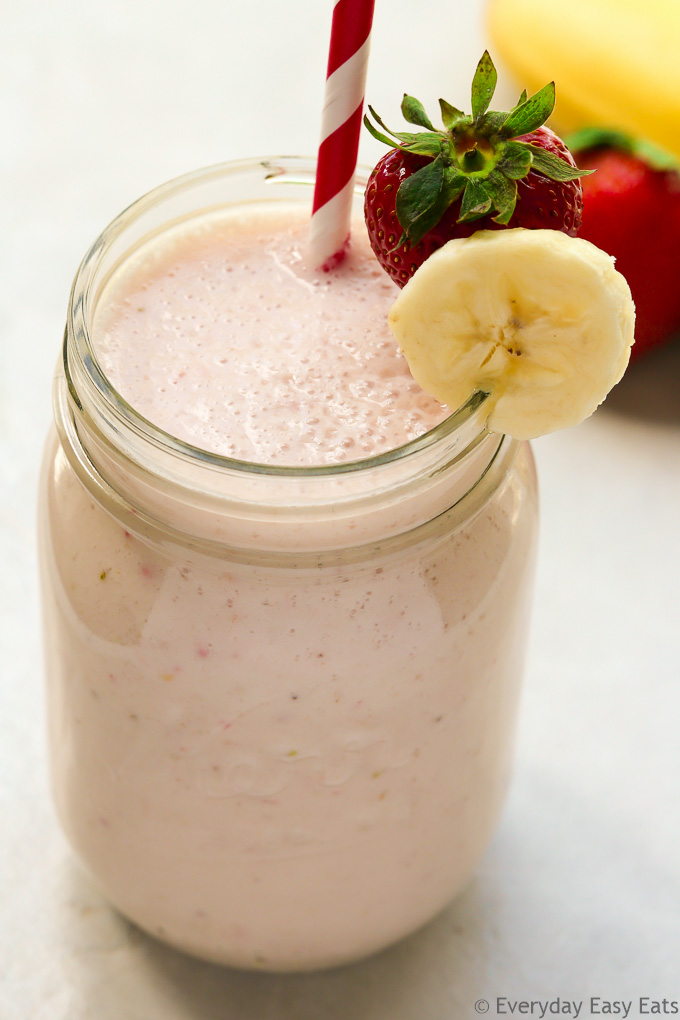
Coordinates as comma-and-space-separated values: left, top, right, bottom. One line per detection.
94, 205, 449, 466
41, 183, 538, 970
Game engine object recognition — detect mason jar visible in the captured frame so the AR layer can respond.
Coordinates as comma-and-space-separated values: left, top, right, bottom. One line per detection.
38, 158, 539, 971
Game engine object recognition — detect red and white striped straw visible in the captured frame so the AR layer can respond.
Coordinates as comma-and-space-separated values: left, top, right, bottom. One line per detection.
310, 0, 376, 270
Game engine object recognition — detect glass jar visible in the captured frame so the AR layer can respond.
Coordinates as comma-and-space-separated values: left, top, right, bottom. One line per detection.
38, 158, 538, 971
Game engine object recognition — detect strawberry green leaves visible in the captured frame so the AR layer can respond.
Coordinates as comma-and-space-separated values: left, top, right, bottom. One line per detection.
395, 157, 465, 245
519, 142, 591, 182
364, 50, 591, 245
471, 51, 498, 122
485, 172, 518, 225
501, 82, 556, 136
498, 142, 532, 179
401, 96, 436, 131
439, 99, 465, 131
364, 105, 442, 158
459, 178, 493, 221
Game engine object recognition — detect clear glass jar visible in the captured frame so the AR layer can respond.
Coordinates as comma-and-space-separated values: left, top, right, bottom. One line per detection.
38, 158, 538, 971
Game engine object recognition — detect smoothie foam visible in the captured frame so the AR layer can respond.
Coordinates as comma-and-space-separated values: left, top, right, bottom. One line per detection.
94, 205, 449, 466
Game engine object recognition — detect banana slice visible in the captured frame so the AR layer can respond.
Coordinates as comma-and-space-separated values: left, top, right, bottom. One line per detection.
388, 228, 635, 440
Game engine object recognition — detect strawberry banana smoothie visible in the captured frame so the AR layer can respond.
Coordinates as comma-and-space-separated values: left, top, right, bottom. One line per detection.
94, 205, 448, 465
39, 159, 539, 970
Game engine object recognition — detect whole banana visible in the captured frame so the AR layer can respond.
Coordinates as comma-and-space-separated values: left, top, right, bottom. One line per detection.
487, 0, 680, 159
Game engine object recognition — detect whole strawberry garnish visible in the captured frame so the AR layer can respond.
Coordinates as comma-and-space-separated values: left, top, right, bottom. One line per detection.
364, 51, 589, 286
568, 127, 680, 358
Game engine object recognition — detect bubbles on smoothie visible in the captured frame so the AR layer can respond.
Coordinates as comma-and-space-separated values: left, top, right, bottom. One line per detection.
93, 206, 449, 466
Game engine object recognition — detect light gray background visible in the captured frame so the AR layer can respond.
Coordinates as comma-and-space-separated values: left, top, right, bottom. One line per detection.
2, 1, 679, 1016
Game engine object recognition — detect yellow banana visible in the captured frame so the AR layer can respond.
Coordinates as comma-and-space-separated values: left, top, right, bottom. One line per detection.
487, 0, 680, 159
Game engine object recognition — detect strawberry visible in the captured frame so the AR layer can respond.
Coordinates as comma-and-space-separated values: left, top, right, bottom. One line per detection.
568, 127, 680, 358
364, 51, 588, 286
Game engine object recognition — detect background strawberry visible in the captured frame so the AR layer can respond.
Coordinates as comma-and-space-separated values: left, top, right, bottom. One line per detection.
364, 51, 588, 287
568, 127, 680, 358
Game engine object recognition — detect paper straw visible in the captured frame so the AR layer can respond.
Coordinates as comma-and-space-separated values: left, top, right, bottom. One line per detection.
310, 0, 376, 270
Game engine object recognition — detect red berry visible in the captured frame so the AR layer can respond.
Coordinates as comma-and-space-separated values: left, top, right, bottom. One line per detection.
362, 54, 588, 288
365, 127, 583, 287
574, 145, 680, 357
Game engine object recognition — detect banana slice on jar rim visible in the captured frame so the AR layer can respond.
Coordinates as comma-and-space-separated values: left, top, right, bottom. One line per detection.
388, 228, 636, 440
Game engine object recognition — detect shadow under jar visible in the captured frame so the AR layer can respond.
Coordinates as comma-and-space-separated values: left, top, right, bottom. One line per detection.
38, 157, 539, 971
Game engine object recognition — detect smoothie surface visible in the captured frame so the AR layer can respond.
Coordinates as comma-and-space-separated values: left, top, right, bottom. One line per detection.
93, 205, 449, 467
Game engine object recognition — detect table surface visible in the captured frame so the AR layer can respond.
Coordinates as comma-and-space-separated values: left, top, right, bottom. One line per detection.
2, 1, 679, 1016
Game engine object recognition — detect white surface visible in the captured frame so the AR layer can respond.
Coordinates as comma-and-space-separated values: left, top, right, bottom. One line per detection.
2, 1, 679, 1016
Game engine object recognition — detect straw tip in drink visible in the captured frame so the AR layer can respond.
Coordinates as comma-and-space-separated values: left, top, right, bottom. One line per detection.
319, 236, 350, 273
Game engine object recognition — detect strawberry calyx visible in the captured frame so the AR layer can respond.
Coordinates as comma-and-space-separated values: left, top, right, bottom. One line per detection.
566, 126, 680, 173
364, 51, 592, 246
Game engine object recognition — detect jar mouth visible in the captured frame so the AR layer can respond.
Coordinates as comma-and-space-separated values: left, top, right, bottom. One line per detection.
65, 155, 491, 481
59, 155, 508, 552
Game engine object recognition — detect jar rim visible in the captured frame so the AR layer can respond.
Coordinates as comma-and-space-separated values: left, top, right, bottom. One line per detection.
65, 155, 491, 482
